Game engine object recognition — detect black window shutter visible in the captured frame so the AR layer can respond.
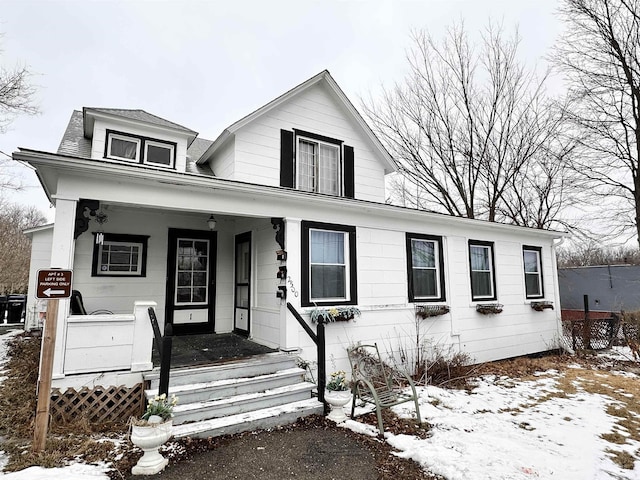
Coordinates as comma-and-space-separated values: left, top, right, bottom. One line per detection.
344, 145, 355, 198
280, 129, 294, 188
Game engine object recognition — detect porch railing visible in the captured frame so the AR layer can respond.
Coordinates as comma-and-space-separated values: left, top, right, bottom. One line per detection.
148, 307, 173, 397
286, 302, 326, 403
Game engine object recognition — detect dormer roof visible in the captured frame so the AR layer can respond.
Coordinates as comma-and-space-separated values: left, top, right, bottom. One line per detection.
82, 107, 198, 145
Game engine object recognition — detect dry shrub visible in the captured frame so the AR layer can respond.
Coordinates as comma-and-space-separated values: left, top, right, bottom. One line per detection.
0, 332, 40, 438
621, 311, 640, 360
425, 344, 472, 388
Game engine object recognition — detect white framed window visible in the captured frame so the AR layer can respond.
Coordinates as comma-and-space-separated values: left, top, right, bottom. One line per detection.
175, 238, 210, 305
523, 246, 544, 299
309, 228, 349, 302
107, 133, 140, 162
144, 140, 175, 168
297, 136, 341, 195
407, 234, 445, 302
92, 233, 148, 277
469, 241, 496, 300
301, 221, 357, 307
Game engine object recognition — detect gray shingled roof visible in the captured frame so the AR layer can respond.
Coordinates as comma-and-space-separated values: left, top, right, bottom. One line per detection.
85, 108, 197, 135
56, 110, 214, 177
58, 110, 92, 157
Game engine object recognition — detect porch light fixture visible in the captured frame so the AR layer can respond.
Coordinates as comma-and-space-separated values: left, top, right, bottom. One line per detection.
207, 215, 217, 231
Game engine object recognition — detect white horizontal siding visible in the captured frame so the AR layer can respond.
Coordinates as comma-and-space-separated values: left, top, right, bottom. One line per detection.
209, 137, 235, 179
285, 216, 562, 374
233, 82, 386, 201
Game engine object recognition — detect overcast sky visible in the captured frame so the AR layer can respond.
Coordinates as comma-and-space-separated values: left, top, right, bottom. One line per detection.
1, 0, 563, 221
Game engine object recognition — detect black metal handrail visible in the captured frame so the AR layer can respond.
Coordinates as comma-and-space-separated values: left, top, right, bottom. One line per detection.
148, 307, 173, 397
286, 302, 326, 402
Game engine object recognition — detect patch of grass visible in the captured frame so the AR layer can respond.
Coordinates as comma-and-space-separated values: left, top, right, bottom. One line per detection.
518, 422, 535, 431
601, 432, 628, 445
2, 435, 121, 472
606, 448, 636, 470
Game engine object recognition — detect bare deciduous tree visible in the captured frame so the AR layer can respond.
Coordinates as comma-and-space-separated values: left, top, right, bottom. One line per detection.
0, 201, 46, 294
554, 0, 640, 243
557, 242, 640, 267
364, 23, 575, 229
0, 34, 39, 191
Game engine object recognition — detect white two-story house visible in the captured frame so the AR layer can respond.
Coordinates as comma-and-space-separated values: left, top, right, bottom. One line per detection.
17, 71, 564, 435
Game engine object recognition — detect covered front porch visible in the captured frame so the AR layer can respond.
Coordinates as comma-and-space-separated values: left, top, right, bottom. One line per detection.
47, 198, 294, 385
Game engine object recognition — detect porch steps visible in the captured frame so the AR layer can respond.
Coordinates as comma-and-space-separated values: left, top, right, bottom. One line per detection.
145, 352, 296, 388
142, 353, 323, 439
171, 399, 323, 439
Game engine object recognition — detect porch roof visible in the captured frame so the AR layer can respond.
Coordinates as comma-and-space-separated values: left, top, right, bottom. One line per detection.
14, 148, 567, 240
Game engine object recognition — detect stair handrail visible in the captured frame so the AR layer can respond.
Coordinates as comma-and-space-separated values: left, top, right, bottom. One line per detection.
286, 302, 326, 403
148, 307, 173, 397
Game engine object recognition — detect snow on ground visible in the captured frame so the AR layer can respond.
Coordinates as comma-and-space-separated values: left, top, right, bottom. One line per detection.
343, 351, 640, 480
0, 329, 109, 479
1, 327, 638, 479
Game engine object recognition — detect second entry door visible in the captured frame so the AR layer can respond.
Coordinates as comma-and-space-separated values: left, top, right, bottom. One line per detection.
234, 232, 251, 336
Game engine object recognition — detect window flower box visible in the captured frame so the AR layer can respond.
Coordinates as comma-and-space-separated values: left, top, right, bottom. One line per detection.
476, 303, 503, 315
530, 301, 554, 311
310, 306, 361, 324
415, 305, 450, 319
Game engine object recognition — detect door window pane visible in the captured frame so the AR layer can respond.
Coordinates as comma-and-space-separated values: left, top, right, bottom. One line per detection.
175, 238, 210, 304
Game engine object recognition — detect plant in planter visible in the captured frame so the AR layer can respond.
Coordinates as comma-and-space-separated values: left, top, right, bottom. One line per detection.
310, 306, 361, 324
530, 301, 554, 311
324, 370, 351, 422
476, 303, 504, 315
130, 393, 178, 475
415, 305, 451, 319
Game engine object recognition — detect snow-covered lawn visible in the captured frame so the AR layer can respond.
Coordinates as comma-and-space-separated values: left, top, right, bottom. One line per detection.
1, 326, 638, 479
345, 348, 640, 479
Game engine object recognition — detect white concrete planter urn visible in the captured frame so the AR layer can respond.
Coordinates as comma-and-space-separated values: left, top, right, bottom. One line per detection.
324, 370, 352, 423
130, 415, 173, 475
324, 389, 352, 422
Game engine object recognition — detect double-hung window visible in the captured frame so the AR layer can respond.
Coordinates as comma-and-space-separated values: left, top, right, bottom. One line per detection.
105, 130, 176, 169
406, 233, 446, 302
301, 221, 357, 306
91, 233, 149, 277
523, 246, 544, 298
468, 240, 496, 301
297, 133, 341, 196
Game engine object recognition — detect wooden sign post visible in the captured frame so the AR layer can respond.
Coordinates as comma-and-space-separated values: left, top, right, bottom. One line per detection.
33, 299, 58, 452
33, 269, 72, 452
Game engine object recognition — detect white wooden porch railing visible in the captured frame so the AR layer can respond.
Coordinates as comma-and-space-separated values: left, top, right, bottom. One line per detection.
62, 301, 157, 375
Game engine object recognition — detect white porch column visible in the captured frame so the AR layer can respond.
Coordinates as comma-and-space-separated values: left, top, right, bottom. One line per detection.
131, 301, 157, 372
280, 218, 302, 351
48, 197, 78, 379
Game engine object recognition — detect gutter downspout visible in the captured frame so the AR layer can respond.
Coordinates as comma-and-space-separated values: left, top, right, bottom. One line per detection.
551, 236, 568, 352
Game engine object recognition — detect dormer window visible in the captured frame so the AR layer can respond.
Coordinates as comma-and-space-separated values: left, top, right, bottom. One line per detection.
108, 133, 141, 161
105, 130, 176, 169
145, 140, 174, 167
